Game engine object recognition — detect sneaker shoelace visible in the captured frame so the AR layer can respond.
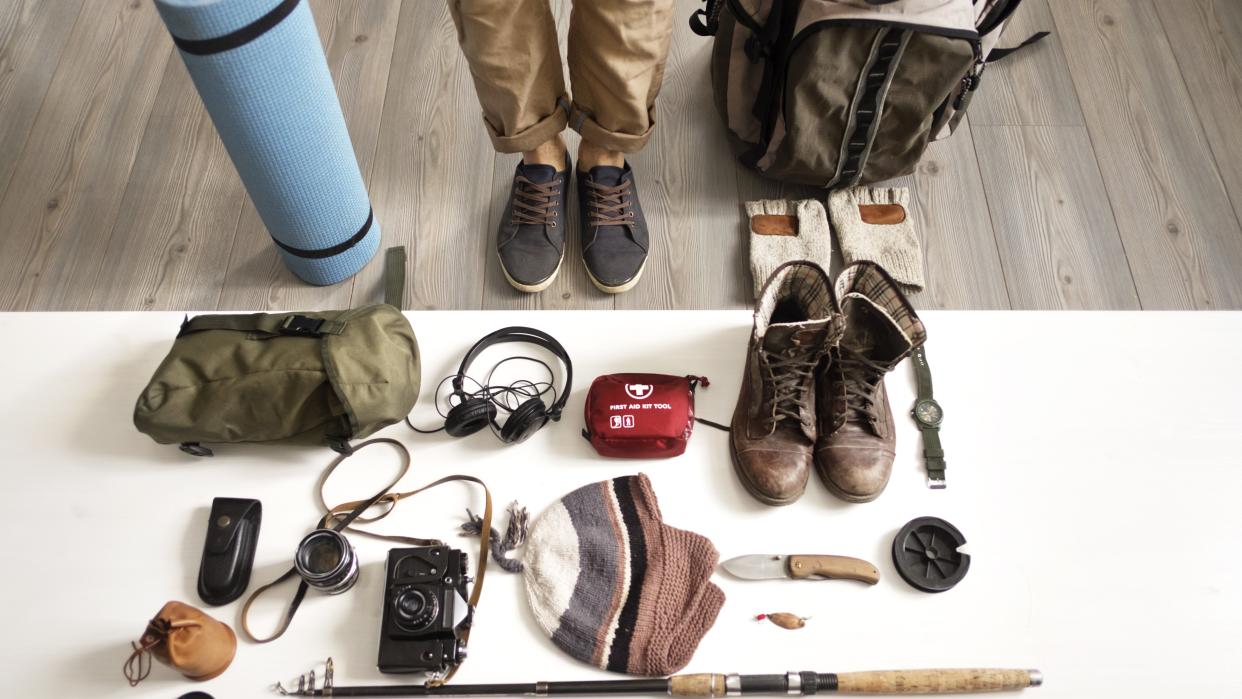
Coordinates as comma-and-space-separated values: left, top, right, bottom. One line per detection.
510, 176, 561, 227
584, 178, 634, 227
762, 348, 819, 425
835, 347, 889, 424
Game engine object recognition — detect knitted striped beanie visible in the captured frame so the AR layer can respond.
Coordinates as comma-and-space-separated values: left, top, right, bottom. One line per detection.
523, 474, 724, 676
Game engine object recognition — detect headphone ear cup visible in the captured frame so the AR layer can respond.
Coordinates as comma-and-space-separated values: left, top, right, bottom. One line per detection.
499, 397, 549, 444
444, 397, 497, 438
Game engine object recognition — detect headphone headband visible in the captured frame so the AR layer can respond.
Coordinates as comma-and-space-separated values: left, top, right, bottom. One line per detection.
453, 327, 573, 419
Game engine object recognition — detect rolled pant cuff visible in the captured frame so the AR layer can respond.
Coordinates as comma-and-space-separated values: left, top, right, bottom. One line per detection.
485, 99, 570, 153
569, 103, 655, 154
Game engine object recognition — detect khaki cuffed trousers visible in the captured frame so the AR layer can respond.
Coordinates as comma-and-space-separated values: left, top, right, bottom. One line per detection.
448, 0, 675, 154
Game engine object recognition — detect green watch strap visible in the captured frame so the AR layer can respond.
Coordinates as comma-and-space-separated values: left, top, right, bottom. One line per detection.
913, 346, 933, 398
923, 425, 945, 484
911, 345, 945, 488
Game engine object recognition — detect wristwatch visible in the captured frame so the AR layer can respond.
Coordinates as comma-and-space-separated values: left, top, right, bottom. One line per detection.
910, 346, 945, 489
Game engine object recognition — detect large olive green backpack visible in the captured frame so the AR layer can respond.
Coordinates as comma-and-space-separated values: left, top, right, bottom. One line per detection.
691, 0, 1044, 187
134, 249, 419, 456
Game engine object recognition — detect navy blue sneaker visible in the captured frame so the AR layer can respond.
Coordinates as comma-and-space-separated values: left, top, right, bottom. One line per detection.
497, 155, 571, 293
577, 162, 649, 294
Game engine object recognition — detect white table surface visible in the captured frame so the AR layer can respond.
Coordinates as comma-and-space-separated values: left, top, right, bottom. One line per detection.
1, 310, 1239, 698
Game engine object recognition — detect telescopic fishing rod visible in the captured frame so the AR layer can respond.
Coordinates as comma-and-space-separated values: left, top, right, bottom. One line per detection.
275, 659, 1042, 697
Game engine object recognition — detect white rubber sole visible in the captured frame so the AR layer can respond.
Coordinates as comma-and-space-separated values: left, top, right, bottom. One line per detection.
586, 262, 646, 295
499, 253, 563, 294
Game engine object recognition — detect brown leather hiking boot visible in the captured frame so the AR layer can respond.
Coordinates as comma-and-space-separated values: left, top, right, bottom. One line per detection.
815, 263, 926, 503
731, 262, 842, 506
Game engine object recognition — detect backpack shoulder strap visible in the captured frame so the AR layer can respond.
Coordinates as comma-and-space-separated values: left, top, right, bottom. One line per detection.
986, 31, 1049, 62
689, 0, 726, 36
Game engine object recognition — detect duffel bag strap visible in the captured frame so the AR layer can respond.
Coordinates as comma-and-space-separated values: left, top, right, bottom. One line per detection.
383, 246, 406, 309
177, 313, 346, 338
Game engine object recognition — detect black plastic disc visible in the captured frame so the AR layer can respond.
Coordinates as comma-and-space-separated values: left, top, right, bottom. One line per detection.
892, 516, 970, 592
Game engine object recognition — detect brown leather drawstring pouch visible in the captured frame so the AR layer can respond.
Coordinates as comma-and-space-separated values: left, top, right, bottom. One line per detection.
239, 438, 492, 684
124, 601, 236, 685
125, 618, 192, 686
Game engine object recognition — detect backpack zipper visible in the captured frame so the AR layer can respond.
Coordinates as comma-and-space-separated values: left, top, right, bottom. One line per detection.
953, 40, 986, 111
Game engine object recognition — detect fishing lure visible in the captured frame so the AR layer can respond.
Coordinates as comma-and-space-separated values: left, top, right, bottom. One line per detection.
755, 612, 809, 630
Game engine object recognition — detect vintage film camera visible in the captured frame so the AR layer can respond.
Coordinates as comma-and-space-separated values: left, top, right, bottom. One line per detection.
378, 545, 473, 675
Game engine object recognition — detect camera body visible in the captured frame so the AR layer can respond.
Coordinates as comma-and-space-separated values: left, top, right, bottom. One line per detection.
378, 545, 472, 675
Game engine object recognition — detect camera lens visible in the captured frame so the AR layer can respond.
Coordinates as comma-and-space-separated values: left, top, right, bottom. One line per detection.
393, 586, 439, 632
399, 592, 426, 616
294, 529, 359, 595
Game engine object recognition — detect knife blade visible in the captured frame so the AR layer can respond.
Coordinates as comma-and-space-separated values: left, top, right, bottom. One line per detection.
721, 554, 880, 585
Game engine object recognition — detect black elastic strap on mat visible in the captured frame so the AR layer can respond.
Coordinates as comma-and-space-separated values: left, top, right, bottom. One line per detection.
272, 208, 374, 260
170, 0, 302, 56
384, 246, 406, 309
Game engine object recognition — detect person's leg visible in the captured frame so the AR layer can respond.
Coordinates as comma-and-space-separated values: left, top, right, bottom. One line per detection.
450, 0, 569, 157
567, 0, 675, 293
567, 0, 674, 157
449, 0, 571, 292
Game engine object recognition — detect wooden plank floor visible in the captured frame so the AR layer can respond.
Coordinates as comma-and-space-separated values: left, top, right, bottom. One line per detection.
2, 0, 1241, 311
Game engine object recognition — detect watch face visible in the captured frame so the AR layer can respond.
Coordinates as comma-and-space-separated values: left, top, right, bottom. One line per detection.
914, 399, 943, 426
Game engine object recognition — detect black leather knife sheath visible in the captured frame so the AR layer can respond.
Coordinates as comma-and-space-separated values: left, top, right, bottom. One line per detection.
198, 497, 261, 606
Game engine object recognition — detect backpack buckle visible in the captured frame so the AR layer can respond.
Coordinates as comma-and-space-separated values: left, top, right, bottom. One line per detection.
280, 315, 325, 337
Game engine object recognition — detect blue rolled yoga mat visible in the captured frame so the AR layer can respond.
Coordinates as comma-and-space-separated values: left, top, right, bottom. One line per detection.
155, 0, 378, 286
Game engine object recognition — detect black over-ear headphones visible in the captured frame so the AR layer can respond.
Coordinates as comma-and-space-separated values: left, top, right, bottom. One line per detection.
442, 327, 573, 444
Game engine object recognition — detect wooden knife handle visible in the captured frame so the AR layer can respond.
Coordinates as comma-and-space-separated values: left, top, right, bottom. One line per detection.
835, 669, 1041, 694
788, 555, 880, 584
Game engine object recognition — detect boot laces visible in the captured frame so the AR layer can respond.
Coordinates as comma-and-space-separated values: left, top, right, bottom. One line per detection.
836, 347, 888, 423
585, 178, 634, 227
762, 348, 818, 424
510, 176, 560, 227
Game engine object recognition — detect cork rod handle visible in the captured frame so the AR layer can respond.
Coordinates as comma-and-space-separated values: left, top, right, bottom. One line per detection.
835, 669, 1040, 694
669, 674, 728, 697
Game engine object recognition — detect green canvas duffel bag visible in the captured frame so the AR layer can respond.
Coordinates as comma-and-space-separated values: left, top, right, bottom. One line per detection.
134, 249, 419, 456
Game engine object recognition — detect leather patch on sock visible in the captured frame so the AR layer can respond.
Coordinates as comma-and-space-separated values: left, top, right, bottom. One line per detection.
751, 214, 799, 236
858, 203, 906, 225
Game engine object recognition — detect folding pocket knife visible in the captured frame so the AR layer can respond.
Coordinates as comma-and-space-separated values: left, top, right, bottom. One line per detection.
721, 554, 880, 584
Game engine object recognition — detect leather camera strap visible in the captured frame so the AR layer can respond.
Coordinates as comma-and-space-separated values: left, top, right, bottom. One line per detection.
240, 437, 492, 676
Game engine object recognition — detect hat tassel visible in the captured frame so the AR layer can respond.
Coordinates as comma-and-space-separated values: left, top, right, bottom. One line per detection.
462, 501, 528, 573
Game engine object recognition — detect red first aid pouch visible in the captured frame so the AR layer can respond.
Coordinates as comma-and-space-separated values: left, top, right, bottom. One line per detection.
582, 373, 711, 458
